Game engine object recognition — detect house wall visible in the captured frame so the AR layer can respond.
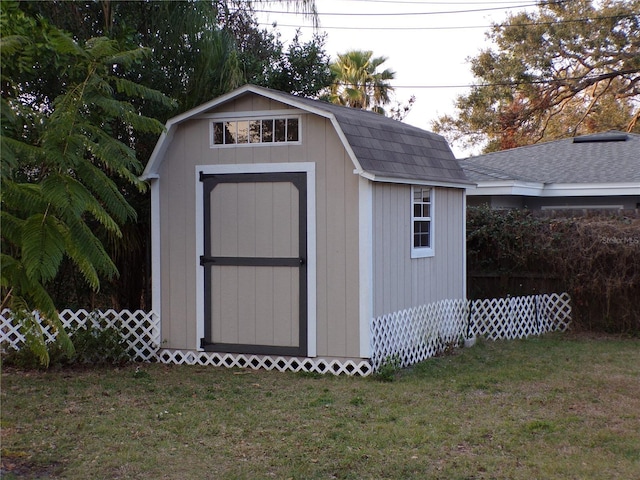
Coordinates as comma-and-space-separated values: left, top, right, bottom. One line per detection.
157, 94, 361, 358
468, 195, 640, 211
371, 183, 466, 317
526, 195, 640, 211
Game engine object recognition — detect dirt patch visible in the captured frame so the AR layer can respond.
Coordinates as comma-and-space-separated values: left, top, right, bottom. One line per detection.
1, 454, 63, 479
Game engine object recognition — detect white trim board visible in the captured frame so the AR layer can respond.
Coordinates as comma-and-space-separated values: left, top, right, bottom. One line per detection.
194, 162, 317, 357
467, 181, 640, 197
358, 177, 373, 359
149, 178, 162, 340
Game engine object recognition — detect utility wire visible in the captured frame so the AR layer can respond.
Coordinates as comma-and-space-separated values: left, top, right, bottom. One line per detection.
277, 0, 539, 4
330, 70, 639, 89
252, 0, 566, 16
260, 13, 638, 31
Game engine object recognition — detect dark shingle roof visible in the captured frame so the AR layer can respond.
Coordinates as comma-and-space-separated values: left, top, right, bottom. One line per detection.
142, 85, 471, 186
460, 131, 640, 184
254, 88, 472, 186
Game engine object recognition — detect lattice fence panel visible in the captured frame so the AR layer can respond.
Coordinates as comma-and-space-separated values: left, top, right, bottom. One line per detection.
468, 293, 572, 341
0, 309, 160, 362
370, 293, 571, 372
370, 299, 468, 371
157, 350, 374, 376
2, 293, 571, 374
537, 292, 572, 332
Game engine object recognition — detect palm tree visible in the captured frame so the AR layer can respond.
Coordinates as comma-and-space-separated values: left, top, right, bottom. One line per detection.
328, 50, 396, 114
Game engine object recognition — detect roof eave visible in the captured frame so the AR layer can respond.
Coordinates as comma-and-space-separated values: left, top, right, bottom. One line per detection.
468, 180, 640, 197
358, 170, 474, 189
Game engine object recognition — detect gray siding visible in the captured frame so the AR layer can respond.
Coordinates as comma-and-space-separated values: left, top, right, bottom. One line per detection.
372, 184, 466, 317
158, 94, 361, 358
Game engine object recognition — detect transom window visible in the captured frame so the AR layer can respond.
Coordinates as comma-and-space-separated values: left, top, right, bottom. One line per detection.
411, 186, 434, 258
211, 117, 300, 146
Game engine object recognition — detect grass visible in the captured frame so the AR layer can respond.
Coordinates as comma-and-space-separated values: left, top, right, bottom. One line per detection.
2, 333, 639, 479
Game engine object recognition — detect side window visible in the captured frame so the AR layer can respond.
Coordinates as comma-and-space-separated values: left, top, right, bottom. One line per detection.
411, 186, 434, 258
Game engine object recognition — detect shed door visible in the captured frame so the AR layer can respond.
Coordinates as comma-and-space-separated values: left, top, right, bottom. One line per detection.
200, 172, 307, 356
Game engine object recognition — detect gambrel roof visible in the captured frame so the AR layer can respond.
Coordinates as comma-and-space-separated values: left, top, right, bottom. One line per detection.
141, 84, 471, 187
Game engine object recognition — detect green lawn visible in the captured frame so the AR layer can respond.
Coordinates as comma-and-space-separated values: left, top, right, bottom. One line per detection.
2, 333, 639, 479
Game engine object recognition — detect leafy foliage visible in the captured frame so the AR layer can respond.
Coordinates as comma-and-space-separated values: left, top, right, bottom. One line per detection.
1, 315, 130, 369
16, 1, 329, 310
434, 0, 640, 152
0, 2, 173, 365
467, 207, 640, 333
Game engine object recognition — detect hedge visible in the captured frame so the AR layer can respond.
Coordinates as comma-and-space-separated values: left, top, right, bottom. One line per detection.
467, 206, 640, 334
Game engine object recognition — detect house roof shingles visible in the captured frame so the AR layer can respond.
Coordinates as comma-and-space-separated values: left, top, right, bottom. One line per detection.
460, 131, 640, 185
142, 85, 471, 186
256, 88, 472, 186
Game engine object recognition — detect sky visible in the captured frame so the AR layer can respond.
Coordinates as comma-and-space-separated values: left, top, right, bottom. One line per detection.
255, 0, 539, 157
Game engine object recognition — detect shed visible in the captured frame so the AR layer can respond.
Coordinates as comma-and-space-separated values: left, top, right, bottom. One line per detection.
141, 85, 472, 374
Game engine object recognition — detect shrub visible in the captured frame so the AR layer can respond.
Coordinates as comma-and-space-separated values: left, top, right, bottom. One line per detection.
1, 314, 130, 369
467, 207, 640, 334
68, 318, 130, 365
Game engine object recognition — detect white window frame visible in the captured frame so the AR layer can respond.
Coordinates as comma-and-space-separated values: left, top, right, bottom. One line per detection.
209, 115, 301, 148
411, 185, 434, 258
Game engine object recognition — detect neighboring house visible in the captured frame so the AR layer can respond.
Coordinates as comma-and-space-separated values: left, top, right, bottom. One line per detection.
460, 131, 640, 211
140, 84, 472, 373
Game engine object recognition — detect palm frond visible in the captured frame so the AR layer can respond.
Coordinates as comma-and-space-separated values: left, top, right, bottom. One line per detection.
62, 214, 118, 285
0, 35, 31, 57
0, 210, 25, 249
1, 182, 48, 216
73, 161, 138, 223
21, 213, 66, 284
113, 77, 177, 111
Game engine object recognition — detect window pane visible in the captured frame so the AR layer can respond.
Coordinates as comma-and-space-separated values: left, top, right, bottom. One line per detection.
262, 119, 273, 142
287, 118, 299, 141
275, 119, 286, 142
213, 122, 224, 144
224, 121, 236, 144
422, 204, 430, 218
414, 204, 421, 218
237, 121, 249, 143
414, 221, 431, 248
249, 120, 261, 143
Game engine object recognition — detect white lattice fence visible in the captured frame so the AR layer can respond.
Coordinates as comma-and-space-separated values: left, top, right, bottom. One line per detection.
157, 350, 374, 376
370, 299, 468, 370
370, 293, 571, 371
0, 309, 160, 362
468, 293, 572, 340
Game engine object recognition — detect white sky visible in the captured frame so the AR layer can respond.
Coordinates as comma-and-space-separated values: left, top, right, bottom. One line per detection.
256, 0, 538, 157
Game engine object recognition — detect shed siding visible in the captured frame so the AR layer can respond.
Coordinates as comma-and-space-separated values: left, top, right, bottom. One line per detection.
158, 95, 360, 358
372, 184, 465, 317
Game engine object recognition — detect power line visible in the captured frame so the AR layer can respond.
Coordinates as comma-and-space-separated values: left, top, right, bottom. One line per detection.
259, 13, 638, 31
252, 1, 559, 17
277, 0, 538, 4
331, 71, 639, 90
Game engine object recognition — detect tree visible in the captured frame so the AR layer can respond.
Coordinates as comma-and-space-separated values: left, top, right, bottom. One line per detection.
15, 0, 329, 310
326, 50, 396, 114
1, 2, 173, 364
432, 0, 640, 152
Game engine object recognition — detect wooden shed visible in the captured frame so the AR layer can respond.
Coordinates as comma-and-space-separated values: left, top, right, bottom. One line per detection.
141, 85, 472, 374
